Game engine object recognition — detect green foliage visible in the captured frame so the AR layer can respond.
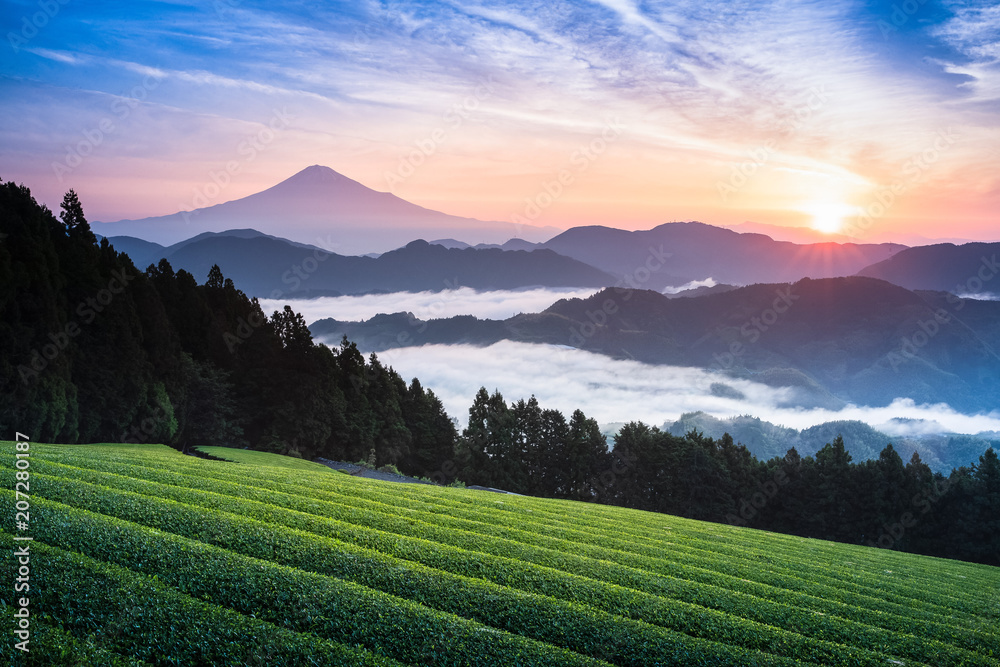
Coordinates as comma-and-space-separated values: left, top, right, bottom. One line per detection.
457, 390, 610, 498
2, 536, 405, 667
0, 180, 456, 472
194, 445, 329, 472
1, 442, 996, 667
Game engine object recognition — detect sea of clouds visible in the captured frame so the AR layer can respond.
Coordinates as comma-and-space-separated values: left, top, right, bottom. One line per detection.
281, 287, 1000, 437
345, 340, 1000, 435
259, 287, 602, 323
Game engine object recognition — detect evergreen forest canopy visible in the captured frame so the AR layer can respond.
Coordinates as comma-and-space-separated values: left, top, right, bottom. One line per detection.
0, 180, 457, 474
1, 180, 997, 566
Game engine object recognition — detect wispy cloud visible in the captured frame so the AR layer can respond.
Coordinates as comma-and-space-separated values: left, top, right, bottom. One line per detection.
2, 0, 998, 238
24, 48, 82, 65
931, 2, 1000, 103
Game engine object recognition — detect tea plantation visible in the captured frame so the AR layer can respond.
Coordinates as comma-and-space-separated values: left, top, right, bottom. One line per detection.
3, 442, 998, 666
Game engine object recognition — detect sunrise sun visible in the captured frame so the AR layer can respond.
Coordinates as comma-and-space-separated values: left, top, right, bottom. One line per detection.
806, 203, 853, 235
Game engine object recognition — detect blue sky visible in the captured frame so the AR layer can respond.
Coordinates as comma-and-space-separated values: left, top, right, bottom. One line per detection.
1, 0, 998, 240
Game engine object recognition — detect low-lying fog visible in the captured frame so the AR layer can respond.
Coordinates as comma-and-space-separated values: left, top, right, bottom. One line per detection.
260, 287, 602, 323
277, 287, 1000, 438
325, 340, 1000, 436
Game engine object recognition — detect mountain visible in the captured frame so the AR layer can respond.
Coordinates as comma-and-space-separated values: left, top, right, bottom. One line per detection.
94, 165, 559, 254
92, 234, 166, 268
539, 222, 906, 290
664, 412, 997, 472
110, 232, 615, 297
311, 276, 1000, 413
99, 229, 323, 270
725, 221, 979, 246
857, 242, 1000, 297
724, 221, 854, 245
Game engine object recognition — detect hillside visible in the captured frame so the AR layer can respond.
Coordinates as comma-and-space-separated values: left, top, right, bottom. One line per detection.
4, 441, 998, 665
540, 222, 906, 290
857, 242, 1000, 297
135, 235, 615, 297
311, 276, 1000, 412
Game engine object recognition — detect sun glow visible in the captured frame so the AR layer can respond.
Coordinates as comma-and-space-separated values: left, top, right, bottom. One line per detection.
806, 203, 854, 235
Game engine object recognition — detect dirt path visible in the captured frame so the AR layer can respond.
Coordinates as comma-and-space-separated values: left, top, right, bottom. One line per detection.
314, 458, 437, 485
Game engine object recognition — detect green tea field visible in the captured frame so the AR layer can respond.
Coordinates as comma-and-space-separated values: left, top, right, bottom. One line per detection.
3, 442, 998, 666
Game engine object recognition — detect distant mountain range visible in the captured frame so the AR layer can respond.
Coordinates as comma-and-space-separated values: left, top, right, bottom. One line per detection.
664, 412, 998, 473
102, 231, 615, 297
98, 218, 921, 298
724, 221, 979, 247
716, 222, 856, 245
858, 242, 1000, 297
94, 165, 559, 253
93, 164, 907, 279
433, 222, 907, 290
90, 165, 997, 304
536, 223, 906, 290
311, 276, 1000, 413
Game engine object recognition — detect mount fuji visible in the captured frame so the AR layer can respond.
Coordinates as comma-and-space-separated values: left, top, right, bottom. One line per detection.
94, 165, 559, 254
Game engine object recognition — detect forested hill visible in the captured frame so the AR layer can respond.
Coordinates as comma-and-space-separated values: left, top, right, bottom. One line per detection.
0, 180, 457, 475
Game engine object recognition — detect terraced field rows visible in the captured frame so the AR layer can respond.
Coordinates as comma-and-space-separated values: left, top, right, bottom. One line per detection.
3, 442, 998, 666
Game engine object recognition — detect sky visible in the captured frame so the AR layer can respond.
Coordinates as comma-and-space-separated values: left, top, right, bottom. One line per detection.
1, 0, 998, 241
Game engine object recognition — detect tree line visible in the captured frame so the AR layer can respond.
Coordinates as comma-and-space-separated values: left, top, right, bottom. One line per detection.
454, 394, 998, 566
2, 180, 997, 566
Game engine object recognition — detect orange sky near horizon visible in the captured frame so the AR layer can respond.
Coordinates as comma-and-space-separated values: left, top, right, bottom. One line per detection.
2, 1, 998, 244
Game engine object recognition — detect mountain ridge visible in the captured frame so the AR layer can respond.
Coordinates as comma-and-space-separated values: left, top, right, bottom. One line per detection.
857, 242, 1000, 296
539, 222, 907, 289
108, 231, 616, 297
310, 276, 1000, 413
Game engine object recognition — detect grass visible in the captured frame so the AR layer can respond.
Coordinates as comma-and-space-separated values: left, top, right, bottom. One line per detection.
2, 442, 998, 666
194, 445, 332, 472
